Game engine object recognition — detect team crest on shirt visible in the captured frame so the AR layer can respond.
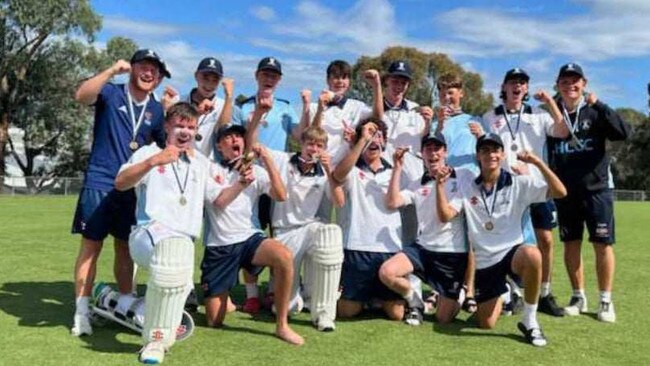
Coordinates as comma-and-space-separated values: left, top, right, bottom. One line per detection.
144, 111, 153, 125
157, 165, 166, 174
470, 196, 479, 205
358, 171, 366, 180
420, 187, 430, 196
493, 118, 505, 129
214, 174, 224, 184
152, 329, 163, 341
581, 119, 592, 131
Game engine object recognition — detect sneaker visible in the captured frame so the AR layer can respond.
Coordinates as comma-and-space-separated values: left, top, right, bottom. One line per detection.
502, 300, 514, 316
184, 289, 199, 313
423, 292, 439, 315
316, 318, 336, 332
597, 301, 616, 323
517, 322, 548, 347
538, 294, 565, 317
71, 314, 93, 336
243, 297, 261, 314
564, 296, 587, 316
404, 307, 423, 326
139, 341, 166, 364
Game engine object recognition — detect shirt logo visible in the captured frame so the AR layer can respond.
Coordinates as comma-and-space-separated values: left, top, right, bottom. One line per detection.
493, 118, 505, 129
470, 196, 478, 205
118, 105, 128, 114
215, 174, 223, 184
420, 187, 430, 196
358, 171, 365, 180
157, 166, 166, 174
581, 119, 592, 130
152, 329, 163, 341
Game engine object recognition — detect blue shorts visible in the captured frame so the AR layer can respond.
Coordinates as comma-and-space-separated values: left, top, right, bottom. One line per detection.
530, 199, 558, 230
340, 250, 401, 302
402, 244, 467, 300
474, 245, 521, 303
200, 233, 266, 297
71, 187, 135, 241
555, 188, 615, 244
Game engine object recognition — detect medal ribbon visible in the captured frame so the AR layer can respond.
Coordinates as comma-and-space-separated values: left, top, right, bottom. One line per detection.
479, 184, 499, 222
561, 96, 585, 145
171, 158, 190, 198
125, 84, 150, 141
502, 104, 523, 144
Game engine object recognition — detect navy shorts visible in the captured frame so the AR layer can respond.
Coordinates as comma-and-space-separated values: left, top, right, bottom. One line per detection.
402, 244, 467, 300
475, 245, 521, 303
200, 233, 266, 297
340, 250, 402, 302
71, 187, 135, 242
530, 199, 558, 230
555, 188, 615, 244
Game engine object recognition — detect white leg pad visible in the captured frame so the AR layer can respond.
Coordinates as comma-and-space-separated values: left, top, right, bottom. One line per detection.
308, 224, 343, 327
142, 237, 193, 349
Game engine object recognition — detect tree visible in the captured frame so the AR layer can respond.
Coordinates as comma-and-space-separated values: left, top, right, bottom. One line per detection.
0, 0, 136, 191
611, 109, 650, 190
349, 46, 494, 116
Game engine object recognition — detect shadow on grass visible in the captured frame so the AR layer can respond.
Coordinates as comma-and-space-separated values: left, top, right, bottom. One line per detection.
0, 281, 140, 353
432, 315, 527, 344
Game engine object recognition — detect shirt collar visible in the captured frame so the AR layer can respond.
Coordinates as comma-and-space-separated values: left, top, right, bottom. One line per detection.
421, 167, 456, 185
383, 98, 408, 111
327, 95, 348, 109
474, 169, 513, 194
289, 153, 324, 176
356, 157, 392, 174
495, 104, 533, 115
218, 157, 237, 171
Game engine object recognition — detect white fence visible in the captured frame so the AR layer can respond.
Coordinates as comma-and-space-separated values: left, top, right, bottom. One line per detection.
2, 177, 650, 201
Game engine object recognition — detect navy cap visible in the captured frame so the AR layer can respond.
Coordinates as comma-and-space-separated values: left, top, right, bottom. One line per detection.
130, 49, 171, 78
216, 124, 246, 142
196, 57, 223, 77
476, 133, 504, 151
257, 57, 282, 75
503, 68, 529, 83
558, 63, 585, 79
421, 131, 446, 147
387, 60, 413, 80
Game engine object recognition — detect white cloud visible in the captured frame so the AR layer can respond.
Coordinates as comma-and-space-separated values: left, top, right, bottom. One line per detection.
103, 16, 180, 38
250, 6, 276, 21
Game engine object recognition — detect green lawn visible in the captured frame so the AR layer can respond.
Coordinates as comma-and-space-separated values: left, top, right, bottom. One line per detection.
1, 196, 649, 365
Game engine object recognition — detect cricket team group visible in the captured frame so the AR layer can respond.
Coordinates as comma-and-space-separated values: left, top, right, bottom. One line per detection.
68, 48, 631, 363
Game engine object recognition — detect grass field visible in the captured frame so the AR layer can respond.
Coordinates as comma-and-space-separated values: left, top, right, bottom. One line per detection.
1, 196, 649, 365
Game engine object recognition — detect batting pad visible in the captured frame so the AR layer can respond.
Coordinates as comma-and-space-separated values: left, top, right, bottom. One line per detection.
309, 224, 343, 326
143, 237, 194, 348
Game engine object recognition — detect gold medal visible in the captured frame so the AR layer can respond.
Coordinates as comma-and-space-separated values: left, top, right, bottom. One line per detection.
180, 196, 187, 205
129, 141, 139, 151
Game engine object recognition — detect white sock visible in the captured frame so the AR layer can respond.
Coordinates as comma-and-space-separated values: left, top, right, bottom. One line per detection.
245, 283, 259, 299
404, 289, 422, 309
522, 302, 539, 329
600, 291, 612, 303
502, 283, 512, 303
116, 293, 136, 315
540, 282, 551, 298
75, 296, 90, 316
573, 289, 586, 299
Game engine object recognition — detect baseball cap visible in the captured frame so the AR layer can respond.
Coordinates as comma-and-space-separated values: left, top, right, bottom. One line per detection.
421, 131, 446, 147
130, 49, 171, 78
387, 60, 413, 80
557, 63, 585, 79
257, 57, 282, 75
476, 133, 504, 151
503, 68, 530, 83
215, 124, 246, 142
196, 57, 223, 77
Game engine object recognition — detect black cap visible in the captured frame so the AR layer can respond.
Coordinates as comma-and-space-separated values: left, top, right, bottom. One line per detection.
421, 131, 446, 147
196, 57, 223, 77
387, 60, 413, 80
130, 49, 171, 78
558, 63, 585, 79
215, 124, 246, 142
476, 133, 504, 151
257, 57, 282, 75
503, 68, 529, 83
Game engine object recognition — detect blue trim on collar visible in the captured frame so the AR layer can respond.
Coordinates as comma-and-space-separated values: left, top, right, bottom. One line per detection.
289, 153, 324, 176
421, 166, 456, 185
474, 169, 513, 194
383, 98, 408, 111
327, 96, 348, 109
495, 104, 533, 115
356, 157, 392, 174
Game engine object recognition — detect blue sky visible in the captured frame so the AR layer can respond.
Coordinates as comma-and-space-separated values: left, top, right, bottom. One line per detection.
91, 0, 650, 112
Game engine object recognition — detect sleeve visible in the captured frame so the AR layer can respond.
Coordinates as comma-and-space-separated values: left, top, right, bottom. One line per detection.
537, 109, 557, 137
592, 101, 631, 141
151, 105, 167, 148
342, 166, 359, 191
480, 112, 493, 134
269, 150, 289, 173
117, 145, 158, 187
93, 82, 115, 108
204, 162, 223, 204
255, 166, 272, 196
400, 188, 416, 206
518, 175, 548, 205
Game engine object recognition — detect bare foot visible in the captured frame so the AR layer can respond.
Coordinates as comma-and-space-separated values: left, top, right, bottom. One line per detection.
276, 326, 304, 346
227, 297, 236, 313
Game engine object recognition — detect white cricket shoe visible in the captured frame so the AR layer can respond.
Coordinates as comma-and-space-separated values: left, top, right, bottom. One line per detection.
564, 296, 588, 316
597, 301, 616, 323
139, 341, 166, 364
71, 314, 93, 336
316, 318, 336, 332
